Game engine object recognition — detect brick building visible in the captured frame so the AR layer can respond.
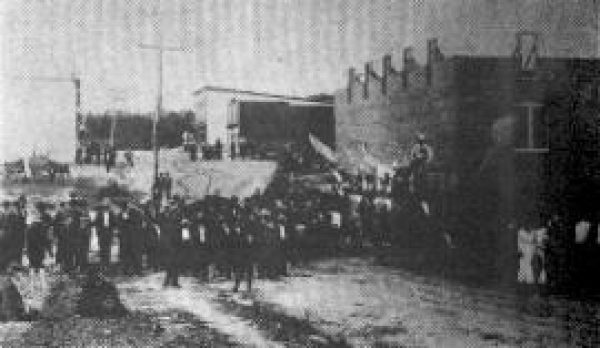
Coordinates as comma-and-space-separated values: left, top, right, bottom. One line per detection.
334, 34, 599, 286
335, 33, 599, 208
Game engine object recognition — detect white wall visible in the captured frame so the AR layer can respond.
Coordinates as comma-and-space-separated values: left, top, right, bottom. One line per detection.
0, 81, 76, 162
194, 89, 325, 146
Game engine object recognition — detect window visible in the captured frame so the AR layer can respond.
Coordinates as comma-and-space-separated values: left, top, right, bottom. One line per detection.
514, 103, 549, 152
227, 99, 239, 127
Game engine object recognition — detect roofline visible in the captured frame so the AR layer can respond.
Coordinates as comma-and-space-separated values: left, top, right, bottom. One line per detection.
193, 85, 308, 101
233, 99, 334, 107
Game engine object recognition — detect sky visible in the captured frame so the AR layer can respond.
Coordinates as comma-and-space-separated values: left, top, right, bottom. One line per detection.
1, 0, 596, 113
0, 0, 597, 160
1, 0, 410, 112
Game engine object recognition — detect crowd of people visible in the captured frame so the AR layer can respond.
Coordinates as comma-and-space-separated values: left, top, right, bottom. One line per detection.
0, 163, 421, 293
3, 133, 597, 296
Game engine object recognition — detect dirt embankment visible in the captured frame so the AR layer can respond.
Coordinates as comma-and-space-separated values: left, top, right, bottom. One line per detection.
1, 273, 236, 347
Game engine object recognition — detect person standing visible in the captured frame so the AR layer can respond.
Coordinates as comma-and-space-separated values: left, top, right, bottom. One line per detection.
165, 173, 173, 200
96, 202, 115, 268
53, 202, 69, 268
3, 202, 25, 268
118, 203, 133, 274
215, 139, 223, 160
125, 149, 134, 167
232, 220, 254, 293
104, 146, 111, 173
358, 194, 374, 248
27, 207, 52, 293
190, 143, 198, 162
64, 203, 81, 272
143, 204, 161, 272
75, 202, 91, 272
409, 133, 434, 197
160, 202, 183, 288
109, 147, 117, 169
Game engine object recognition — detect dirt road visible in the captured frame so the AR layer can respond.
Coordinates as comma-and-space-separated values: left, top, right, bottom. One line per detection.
115, 258, 600, 347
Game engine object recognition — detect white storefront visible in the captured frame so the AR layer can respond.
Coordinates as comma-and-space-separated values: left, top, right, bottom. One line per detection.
192, 86, 321, 152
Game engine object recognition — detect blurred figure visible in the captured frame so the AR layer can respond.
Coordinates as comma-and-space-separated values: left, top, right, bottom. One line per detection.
1, 202, 25, 268
75, 202, 91, 272
164, 173, 173, 199
95, 201, 116, 268
232, 221, 254, 293
118, 202, 144, 275
27, 206, 52, 293
160, 201, 183, 288
125, 149, 134, 167
53, 202, 69, 269
409, 133, 434, 197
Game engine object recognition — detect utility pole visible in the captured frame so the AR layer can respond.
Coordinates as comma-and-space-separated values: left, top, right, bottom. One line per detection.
139, 0, 190, 191
138, 43, 187, 186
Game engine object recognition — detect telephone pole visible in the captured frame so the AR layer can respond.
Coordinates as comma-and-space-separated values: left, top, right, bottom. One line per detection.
138, 44, 188, 186
139, 0, 189, 190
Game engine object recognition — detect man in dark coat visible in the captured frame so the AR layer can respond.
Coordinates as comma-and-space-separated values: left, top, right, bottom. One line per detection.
118, 203, 138, 274
53, 202, 69, 268
232, 220, 254, 293
142, 203, 161, 271
27, 207, 52, 292
191, 209, 213, 281
95, 202, 116, 268
358, 194, 374, 248
1, 202, 25, 268
159, 202, 183, 287
104, 147, 111, 173
75, 203, 91, 272
164, 173, 173, 200
63, 204, 78, 271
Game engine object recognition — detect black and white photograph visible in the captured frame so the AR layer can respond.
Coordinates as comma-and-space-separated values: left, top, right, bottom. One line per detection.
0, 0, 599, 346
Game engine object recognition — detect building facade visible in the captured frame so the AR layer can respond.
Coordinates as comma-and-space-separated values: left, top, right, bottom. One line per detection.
335, 34, 599, 228
193, 86, 333, 155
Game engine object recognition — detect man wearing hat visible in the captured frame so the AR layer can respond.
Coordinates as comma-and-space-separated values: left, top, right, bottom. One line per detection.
64, 200, 82, 272
53, 202, 69, 269
118, 201, 144, 275
9, 201, 26, 267
231, 219, 254, 293
75, 200, 92, 272
95, 199, 116, 268
159, 199, 183, 287
409, 132, 434, 197
27, 206, 51, 292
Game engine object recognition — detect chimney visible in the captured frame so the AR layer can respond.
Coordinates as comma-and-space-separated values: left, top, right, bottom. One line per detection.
347, 67, 355, 103
403, 47, 416, 70
364, 63, 370, 100
382, 55, 391, 95
513, 31, 539, 71
427, 38, 443, 66
402, 47, 415, 88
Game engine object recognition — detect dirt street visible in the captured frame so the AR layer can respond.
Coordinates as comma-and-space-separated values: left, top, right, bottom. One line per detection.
115, 257, 600, 347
